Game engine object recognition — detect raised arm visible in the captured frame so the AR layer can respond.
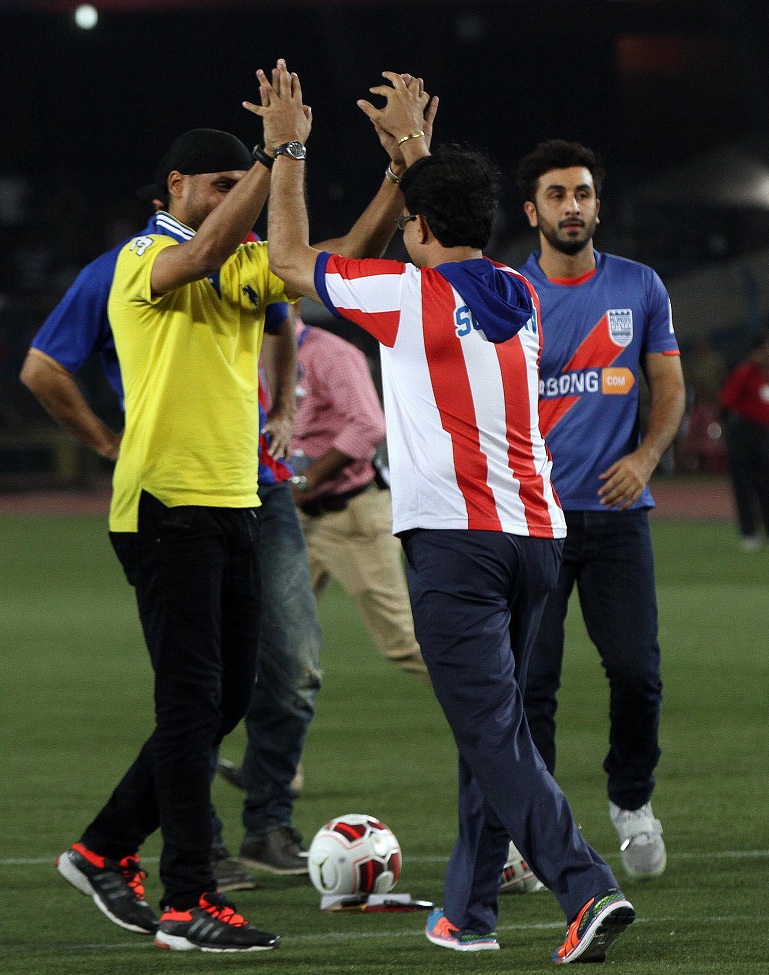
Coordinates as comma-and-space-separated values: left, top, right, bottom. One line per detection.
244, 60, 438, 299
243, 60, 316, 299
150, 164, 273, 296
319, 76, 439, 259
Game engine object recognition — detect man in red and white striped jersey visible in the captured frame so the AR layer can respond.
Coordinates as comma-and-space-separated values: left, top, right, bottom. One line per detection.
248, 61, 636, 964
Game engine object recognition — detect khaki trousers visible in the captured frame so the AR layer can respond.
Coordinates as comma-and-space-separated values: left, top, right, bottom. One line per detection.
298, 484, 429, 683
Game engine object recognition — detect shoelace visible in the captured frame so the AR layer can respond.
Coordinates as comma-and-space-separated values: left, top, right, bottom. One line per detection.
201, 894, 248, 927
117, 856, 149, 901
433, 915, 459, 938
618, 811, 662, 848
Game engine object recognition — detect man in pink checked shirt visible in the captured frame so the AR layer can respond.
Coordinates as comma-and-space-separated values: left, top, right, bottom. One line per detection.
286, 310, 428, 683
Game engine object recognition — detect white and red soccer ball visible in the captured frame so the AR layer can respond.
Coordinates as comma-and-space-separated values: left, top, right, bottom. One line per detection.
308, 814, 402, 896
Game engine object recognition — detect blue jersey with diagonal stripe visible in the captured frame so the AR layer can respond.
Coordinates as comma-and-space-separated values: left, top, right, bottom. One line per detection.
518, 251, 679, 510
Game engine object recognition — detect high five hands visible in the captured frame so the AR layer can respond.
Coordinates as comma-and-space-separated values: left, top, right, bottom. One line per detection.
243, 59, 312, 151
359, 72, 439, 168
244, 60, 438, 169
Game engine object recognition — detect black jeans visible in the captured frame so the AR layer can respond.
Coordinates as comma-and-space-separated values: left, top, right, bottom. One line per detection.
524, 508, 662, 810
724, 416, 769, 538
83, 491, 261, 908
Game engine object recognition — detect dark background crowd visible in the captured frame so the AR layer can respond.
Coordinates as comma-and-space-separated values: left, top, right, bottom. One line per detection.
2, 0, 769, 485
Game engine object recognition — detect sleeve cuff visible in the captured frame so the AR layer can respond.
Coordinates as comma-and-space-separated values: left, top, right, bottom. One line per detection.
313, 252, 342, 319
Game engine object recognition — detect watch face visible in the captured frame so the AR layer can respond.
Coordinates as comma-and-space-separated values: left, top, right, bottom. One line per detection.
277, 140, 306, 160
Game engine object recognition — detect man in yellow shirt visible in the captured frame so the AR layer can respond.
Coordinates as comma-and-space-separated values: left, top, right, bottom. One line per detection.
56, 78, 436, 952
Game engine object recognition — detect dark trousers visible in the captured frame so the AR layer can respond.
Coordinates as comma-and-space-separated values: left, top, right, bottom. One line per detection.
724, 416, 769, 538
240, 481, 322, 837
82, 491, 262, 909
402, 529, 617, 934
525, 508, 662, 810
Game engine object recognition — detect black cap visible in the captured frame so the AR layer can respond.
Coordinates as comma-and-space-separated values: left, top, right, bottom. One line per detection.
136, 182, 166, 206
137, 129, 252, 206
161, 128, 252, 181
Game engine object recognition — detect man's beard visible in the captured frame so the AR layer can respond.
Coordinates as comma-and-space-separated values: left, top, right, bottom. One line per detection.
539, 217, 596, 257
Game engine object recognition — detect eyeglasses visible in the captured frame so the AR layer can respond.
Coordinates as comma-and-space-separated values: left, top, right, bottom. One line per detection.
395, 214, 418, 232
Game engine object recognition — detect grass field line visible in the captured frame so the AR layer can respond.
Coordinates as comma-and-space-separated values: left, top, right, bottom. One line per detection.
4, 848, 769, 867
0, 913, 764, 957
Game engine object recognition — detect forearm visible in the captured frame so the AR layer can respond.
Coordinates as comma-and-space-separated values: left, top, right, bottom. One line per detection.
302, 447, 355, 492
263, 318, 297, 420
316, 137, 431, 260
152, 162, 272, 294
267, 157, 319, 299
20, 353, 121, 460
637, 391, 685, 469
316, 176, 402, 259
637, 356, 686, 468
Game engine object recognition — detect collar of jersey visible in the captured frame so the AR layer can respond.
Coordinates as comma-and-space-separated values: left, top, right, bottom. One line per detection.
152, 211, 196, 243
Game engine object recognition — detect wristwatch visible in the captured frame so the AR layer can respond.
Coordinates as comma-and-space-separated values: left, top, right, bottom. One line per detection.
290, 474, 309, 492
274, 141, 307, 161
251, 144, 274, 169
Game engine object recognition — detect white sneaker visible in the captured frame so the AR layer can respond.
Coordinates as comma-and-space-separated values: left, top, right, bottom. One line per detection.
741, 536, 762, 551
610, 801, 667, 878
499, 841, 545, 894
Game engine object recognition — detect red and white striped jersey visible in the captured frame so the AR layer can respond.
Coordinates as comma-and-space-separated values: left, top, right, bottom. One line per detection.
314, 253, 565, 539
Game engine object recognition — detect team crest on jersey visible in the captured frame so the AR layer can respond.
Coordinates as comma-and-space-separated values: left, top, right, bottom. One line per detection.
607, 309, 633, 347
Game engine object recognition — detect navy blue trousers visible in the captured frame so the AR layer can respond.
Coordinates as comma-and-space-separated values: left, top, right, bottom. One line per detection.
401, 529, 618, 934
524, 508, 663, 810
83, 491, 261, 909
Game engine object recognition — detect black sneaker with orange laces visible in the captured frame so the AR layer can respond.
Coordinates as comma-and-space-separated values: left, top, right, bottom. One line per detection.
56, 842, 159, 934
154, 891, 280, 952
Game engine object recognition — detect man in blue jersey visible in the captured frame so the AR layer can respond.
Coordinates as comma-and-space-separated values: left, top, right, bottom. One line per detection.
515, 140, 685, 879
20, 212, 322, 887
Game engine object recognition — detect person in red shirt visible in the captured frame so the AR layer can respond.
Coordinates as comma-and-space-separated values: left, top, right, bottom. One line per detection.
719, 332, 769, 549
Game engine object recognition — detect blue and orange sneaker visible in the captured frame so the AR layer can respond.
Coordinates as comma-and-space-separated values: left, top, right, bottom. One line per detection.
56, 842, 159, 934
425, 907, 500, 952
154, 891, 279, 952
553, 888, 635, 964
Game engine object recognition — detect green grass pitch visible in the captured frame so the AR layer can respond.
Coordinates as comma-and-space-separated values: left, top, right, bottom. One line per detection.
0, 513, 767, 974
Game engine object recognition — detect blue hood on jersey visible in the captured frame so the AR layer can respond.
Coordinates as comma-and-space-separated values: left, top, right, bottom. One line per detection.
436, 259, 533, 344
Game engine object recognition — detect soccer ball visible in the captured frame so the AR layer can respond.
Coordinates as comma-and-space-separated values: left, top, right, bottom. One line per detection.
499, 841, 545, 894
307, 814, 401, 896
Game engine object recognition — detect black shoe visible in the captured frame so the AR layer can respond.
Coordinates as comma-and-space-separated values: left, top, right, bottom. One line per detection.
56, 842, 160, 934
154, 891, 280, 952
211, 845, 257, 892
239, 826, 308, 875
216, 759, 245, 791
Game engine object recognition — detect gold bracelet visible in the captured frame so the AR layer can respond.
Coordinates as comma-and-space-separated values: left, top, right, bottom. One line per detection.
385, 163, 401, 185
397, 130, 425, 146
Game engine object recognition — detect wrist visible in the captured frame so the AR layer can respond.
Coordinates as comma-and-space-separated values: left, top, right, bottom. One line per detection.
274, 141, 307, 161
401, 140, 429, 168
397, 129, 425, 146
252, 144, 275, 170
385, 162, 402, 185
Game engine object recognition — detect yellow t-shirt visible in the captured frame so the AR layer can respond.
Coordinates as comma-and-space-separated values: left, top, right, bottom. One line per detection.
108, 231, 290, 532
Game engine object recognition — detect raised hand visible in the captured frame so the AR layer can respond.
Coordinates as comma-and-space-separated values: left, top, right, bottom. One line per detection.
243, 58, 312, 153
358, 72, 438, 166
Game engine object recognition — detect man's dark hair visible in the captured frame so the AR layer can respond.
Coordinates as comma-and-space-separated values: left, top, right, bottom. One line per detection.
517, 140, 606, 202
399, 144, 502, 249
